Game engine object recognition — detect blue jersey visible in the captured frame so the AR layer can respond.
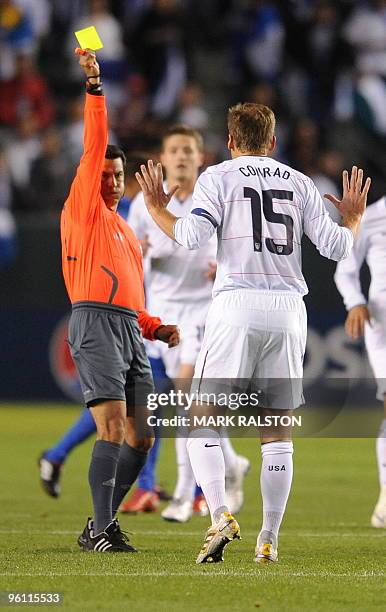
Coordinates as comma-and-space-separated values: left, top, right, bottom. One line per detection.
117, 196, 132, 220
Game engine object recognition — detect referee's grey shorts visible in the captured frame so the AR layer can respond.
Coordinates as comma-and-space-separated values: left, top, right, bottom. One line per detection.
68, 301, 154, 412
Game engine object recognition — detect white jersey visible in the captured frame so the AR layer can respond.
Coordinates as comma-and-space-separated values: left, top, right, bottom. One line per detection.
174, 155, 353, 297
127, 187, 217, 306
334, 196, 386, 310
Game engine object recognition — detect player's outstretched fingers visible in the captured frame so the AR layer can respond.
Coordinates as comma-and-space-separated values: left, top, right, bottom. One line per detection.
325, 168, 351, 208
324, 193, 340, 208
149, 159, 164, 198
156, 162, 164, 181
342, 169, 349, 195
135, 171, 147, 193
355, 168, 363, 194
156, 163, 164, 198
361, 177, 371, 200
147, 159, 157, 185
356, 175, 371, 217
349, 166, 357, 192
140, 164, 153, 192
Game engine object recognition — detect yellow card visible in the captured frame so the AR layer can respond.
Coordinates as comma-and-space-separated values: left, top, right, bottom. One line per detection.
74, 26, 104, 51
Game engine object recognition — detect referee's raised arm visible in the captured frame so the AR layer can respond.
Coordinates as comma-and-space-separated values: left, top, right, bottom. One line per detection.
65, 50, 108, 224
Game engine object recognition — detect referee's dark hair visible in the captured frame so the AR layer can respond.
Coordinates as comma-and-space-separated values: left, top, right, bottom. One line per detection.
105, 144, 127, 167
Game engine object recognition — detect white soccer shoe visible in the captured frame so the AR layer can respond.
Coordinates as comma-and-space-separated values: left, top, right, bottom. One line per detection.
254, 531, 278, 564
254, 542, 278, 564
196, 511, 240, 564
371, 486, 386, 528
225, 455, 250, 514
161, 499, 193, 523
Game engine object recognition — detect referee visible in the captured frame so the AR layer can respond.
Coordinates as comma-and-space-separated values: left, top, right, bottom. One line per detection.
61, 50, 179, 553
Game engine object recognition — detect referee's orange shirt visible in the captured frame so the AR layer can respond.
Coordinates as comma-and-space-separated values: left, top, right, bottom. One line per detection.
61, 93, 160, 339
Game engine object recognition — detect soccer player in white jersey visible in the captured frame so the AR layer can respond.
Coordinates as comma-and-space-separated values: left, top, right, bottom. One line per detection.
335, 195, 386, 528
136, 103, 371, 564
125, 126, 249, 522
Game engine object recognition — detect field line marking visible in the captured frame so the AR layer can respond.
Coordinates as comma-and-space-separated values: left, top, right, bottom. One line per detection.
1, 530, 385, 538
0, 572, 385, 578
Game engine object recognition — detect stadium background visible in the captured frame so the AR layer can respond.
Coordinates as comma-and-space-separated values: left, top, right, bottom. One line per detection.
0, 0, 385, 402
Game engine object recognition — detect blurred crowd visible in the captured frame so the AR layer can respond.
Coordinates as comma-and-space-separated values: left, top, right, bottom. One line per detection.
0, 0, 385, 267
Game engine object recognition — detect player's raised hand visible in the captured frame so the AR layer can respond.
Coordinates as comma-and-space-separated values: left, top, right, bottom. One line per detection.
136, 160, 179, 211
345, 304, 371, 339
324, 166, 371, 235
76, 49, 100, 78
155, 325, 180, 348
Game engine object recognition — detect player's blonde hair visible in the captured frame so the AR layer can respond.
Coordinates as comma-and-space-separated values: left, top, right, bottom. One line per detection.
162, 125, 204, 152
227, 103, 276, 154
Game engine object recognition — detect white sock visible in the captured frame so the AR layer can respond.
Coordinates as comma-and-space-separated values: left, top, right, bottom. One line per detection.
220, 428, 238, 476
173, 437, 196, 502
259, 441, 294, 543
376, 419, 386, 487
187, 428, 228, 524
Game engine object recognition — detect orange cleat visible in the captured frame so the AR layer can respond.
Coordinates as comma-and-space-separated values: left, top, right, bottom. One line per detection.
193, 493, 209, 517
119, 488, 160, 514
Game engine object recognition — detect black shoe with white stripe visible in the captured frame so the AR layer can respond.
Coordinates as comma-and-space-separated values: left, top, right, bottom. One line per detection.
78, 518, 137, 553
78, 517, 93, 548
109, 519, 137, 552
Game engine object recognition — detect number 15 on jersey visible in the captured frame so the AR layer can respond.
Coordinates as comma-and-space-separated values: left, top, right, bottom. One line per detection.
244, 188, 294, 256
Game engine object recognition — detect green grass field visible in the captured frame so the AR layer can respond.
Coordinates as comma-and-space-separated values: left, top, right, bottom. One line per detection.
0, 405, 385, 611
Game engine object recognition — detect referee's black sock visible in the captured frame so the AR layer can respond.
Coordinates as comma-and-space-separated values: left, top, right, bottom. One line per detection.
111, 443, 148, 516
88, 440, 121, 535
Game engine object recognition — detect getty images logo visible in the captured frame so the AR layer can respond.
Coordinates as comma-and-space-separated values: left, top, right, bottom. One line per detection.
268, 465, 286, 471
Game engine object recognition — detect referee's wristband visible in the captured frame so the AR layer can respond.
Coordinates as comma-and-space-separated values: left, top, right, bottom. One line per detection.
86, 80, 103, 95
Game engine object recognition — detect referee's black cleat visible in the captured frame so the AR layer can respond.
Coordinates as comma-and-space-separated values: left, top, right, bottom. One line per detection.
110, 519, 137, 552
78, 518, 137, 553
78, 517, 93, 548
38, 453, 62, 498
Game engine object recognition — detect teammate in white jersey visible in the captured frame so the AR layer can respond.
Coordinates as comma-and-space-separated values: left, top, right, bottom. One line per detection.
136, 103, 371, 564
124, 126, 249, 522
335, 196, 386, 528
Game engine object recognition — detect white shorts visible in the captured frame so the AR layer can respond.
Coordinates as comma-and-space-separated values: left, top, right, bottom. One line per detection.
146, 299, 210, 379
191, 290, 307, 410
365, 302, 386, 401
